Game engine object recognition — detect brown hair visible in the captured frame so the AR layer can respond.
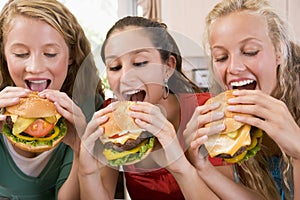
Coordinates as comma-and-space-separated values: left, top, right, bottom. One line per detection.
101, 16, 202, 94
0, 0, 104, 110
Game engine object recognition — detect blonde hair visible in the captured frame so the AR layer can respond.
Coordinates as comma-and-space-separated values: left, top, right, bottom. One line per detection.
204, 0, 297, 199
0, 0, 104, 106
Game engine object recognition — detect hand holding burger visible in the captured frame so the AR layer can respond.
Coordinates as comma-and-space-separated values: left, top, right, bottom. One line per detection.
204, 90, 263, 163
2, 92, 67, 152
100, 101, 155, 167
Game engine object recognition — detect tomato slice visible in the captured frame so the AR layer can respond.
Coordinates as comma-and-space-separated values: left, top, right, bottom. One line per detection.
24, 119, 55, 138
110, 134, 124, 139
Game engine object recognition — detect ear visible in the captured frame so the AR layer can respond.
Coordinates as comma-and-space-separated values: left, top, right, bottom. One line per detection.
165, 55, 176, 79
68, 57, 74, 65
275, 52, 281, 66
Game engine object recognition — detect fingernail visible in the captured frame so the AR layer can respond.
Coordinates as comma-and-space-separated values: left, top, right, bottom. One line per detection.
227, 105, 234, 111
214, 111, 224, 118
232, 90, 239, 95
216, 124, 225, 131
211, 102, 220, 108
201, 135, 208, 142
100, 115, 108, 120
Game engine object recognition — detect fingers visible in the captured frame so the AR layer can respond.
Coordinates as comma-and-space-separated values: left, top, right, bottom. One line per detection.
83, 114, 108, 140
0, 87, 30, 107
129, 102, 170, 136
190, 135, 208, 150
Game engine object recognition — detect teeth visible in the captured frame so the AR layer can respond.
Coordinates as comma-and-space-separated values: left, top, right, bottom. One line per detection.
230, 80, 254, 87
28, 80, 47, 84
123, 89, 141, 100
124, 90, 141, 95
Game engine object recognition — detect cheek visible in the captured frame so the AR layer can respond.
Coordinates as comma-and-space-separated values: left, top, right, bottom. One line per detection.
258, 65, 278, 94
6, 57, 23, 81
213, 65, 227, 86
51, 60, 68, 89
107, 72, 119, 90
146, 84, 164, 103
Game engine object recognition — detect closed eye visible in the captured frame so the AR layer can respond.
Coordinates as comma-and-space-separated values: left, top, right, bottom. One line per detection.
133, 61, 148, 67
14, 53, 29, 58
109, 65, 122, 71
244, 50, 259, 56
44, 53, 57, 58
214, 55, 228, 62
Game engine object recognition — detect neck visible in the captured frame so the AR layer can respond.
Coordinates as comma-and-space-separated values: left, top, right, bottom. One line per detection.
161, 93, 181, 131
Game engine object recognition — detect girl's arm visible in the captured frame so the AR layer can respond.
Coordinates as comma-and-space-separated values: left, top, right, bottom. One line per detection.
183, 102, 266, 200
78, 104, 119, 199
130, 101, 219, 200
189, 137, 266, 200
167, 155, 219, 200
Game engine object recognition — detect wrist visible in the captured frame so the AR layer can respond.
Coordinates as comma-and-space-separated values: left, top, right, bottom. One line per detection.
167, 156, 195, 175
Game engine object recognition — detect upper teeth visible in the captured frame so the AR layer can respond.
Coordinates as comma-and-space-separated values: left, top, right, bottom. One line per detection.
230, 80, 254, 87
124, 90, 141, 95
29, 80, 47, 84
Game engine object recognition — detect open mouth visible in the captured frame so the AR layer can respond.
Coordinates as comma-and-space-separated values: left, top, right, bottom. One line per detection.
230, 79, 257, 90
25, 80, 51, 92
123, 90, 146, 101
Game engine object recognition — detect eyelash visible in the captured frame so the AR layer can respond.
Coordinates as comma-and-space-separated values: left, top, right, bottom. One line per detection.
109, 61, 148, 71
14, 53, 29, 58
214, 50, 259, 62
44, 53, 57, 57
13, 53, 57, 58
133, 61, 148, 67
109, 65, 121, 71
243, 50, 259, 56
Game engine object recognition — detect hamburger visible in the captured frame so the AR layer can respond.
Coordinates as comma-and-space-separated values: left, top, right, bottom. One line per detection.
100, 101, 155, 166
2, 92, 67, 152
204, 90, 263, 163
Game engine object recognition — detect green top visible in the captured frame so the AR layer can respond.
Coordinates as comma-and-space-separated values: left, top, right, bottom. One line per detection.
0, 135, 73, 200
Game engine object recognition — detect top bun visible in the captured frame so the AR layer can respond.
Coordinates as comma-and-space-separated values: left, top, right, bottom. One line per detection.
101, 101, 144, 138
5, 92, 58, 118
204, 90, 249, 134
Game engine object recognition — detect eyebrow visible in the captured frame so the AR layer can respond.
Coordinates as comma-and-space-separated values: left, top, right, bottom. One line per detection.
105, 48, 153, 61
211, 37, 263, 50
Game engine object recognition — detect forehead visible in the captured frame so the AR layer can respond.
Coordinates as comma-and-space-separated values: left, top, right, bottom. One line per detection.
209, 11, 270, 45
105, 28, 155, 59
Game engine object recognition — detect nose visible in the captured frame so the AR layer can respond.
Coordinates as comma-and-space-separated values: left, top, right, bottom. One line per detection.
120, 64, 136, 83
25, 55, 46, 74
226, 54, 246, 74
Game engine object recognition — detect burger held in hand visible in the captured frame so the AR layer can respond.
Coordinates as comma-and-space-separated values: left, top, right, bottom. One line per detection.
100, 101, 155, 167
2, 92, 67, 152
204, 90, 263, 163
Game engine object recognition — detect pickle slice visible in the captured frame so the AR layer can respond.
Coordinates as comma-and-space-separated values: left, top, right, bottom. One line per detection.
12, 117, 35, 135
44, 116, 57, 124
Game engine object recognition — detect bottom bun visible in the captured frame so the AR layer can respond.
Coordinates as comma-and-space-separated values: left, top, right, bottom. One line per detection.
6, 135, 64, 153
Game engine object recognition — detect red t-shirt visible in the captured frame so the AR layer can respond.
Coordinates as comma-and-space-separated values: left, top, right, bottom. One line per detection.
124, 93, 224, 200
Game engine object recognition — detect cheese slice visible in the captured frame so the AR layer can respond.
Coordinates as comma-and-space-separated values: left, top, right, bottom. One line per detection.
205, 124, 251, 157
103, 139, 148, 160
101, 131, 141, 145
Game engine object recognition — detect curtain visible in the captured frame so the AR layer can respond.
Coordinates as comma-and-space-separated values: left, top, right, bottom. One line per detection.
137, 0, 161, 22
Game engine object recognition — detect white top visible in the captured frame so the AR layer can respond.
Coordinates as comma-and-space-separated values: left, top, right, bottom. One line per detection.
4, 136, 55, 177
